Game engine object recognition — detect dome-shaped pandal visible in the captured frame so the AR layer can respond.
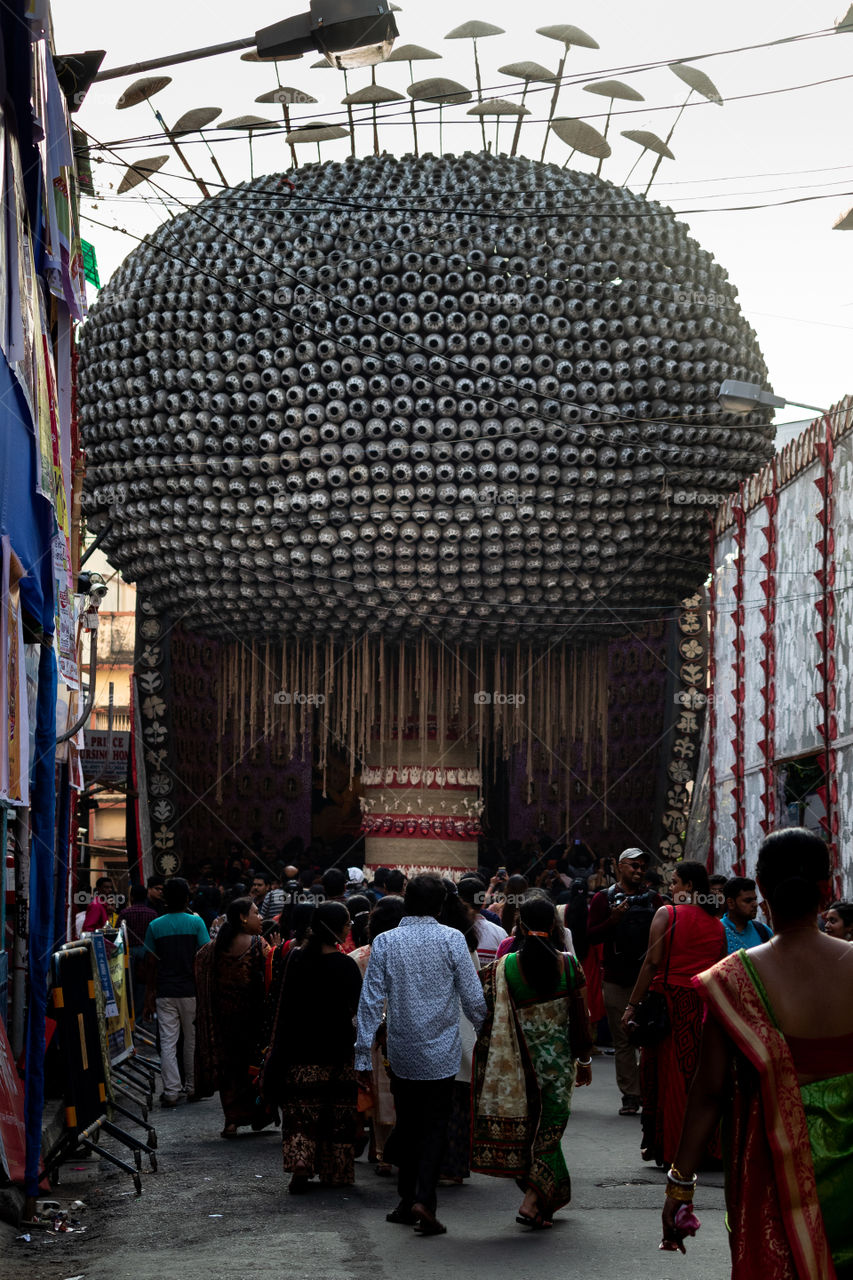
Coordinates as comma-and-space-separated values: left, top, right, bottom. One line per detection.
78, 151, 774, 641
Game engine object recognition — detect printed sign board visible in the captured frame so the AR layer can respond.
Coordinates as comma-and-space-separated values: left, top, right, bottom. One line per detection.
82, 729, 129, 783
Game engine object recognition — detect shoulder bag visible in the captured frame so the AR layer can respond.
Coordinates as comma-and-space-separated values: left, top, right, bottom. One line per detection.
629, 906, 675, 1047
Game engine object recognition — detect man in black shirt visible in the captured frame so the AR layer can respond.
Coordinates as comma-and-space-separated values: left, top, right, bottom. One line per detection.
587, 848, 663, 1115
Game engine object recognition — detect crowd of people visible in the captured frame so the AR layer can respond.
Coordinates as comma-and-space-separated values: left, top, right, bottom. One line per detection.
82, 831, 853, 1271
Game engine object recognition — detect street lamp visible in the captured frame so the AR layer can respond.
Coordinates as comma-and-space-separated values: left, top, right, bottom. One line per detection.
93, 0, 398, 82
260, 0, 398, 69
718, 379, 828, 417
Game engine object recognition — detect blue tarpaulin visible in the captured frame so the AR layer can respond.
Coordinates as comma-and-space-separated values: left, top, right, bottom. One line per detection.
24, 643, 57, 1194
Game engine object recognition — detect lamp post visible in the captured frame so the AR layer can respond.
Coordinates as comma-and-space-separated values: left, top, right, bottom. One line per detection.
93, 0, 398, 82
718, 379, 828, 417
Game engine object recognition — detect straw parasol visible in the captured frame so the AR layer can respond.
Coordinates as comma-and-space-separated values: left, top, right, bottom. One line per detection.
498, 61, 555, 156
256, 87, 318, 169
117, 154, 169, 193
536, 24, 599, 161
582, 79, 644, 175
640, 62, 724, 194
466, 98, 530, 155
620, 129, 675, 189
217, 116, 274, 179
386, 43, 440, 155
445, 20, 505, 149
549, 117, 611, 167
407, 78, 473, 155
171, 105, 227, 189
115, 77, 213, 197
343, 83, 405, 155
284, 121, 350, 164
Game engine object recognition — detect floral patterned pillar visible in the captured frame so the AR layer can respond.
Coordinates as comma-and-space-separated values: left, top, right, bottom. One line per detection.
133, 598, 180, 875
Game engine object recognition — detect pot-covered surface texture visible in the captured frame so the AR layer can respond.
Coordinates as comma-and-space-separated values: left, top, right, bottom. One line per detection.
78, 152, 774, 641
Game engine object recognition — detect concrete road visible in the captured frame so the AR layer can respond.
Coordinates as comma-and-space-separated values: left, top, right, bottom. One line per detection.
6, 1056, 729, 1280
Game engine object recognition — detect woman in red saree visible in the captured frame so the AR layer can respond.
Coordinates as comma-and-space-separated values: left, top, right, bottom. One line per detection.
662, 829, 853, 1278
195, 896, 274, 1137
623, 860, 726, 1166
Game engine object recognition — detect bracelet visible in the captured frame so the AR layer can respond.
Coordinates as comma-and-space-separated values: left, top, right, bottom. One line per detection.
576, 1057, 592, 1066
665, 1182, 695, 1204
668, 1165, 697, 1186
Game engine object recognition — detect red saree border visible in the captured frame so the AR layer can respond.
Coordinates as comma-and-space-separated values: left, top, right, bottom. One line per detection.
694, 952, 836, 1280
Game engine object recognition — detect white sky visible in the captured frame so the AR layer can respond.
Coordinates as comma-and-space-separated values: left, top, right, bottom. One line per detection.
53, 0, 853, 425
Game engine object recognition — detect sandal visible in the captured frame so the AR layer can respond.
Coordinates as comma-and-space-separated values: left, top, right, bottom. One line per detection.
220, 1126, 238, 1138
516, 1211, 552, 1230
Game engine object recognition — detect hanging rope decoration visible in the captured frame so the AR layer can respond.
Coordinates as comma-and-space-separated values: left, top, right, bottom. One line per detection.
215, 634, 608, 803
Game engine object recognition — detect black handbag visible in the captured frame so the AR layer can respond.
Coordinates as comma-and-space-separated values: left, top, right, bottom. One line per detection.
629, 908, 675, 1047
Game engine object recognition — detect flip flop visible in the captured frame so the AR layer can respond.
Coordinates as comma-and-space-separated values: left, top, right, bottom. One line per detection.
516, 1211, 553, 1230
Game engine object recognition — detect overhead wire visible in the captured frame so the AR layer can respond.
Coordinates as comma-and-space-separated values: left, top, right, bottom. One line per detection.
86, 148, 853, 210
83, 22, 841, 154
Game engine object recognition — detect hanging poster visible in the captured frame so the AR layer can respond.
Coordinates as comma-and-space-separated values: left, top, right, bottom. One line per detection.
106, 925, 134, 1064
90, 931, 119, 1019
52, 534, 77, 689
0, 1006, 26, 1183
0, 538, 29, 806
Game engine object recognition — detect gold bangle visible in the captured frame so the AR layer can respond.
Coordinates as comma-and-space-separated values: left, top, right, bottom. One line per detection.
665, 1182, 695, 1203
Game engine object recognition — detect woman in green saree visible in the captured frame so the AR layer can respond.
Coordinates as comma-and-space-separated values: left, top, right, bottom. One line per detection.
662, 829, 853, 1277
472, 896, 593, 1229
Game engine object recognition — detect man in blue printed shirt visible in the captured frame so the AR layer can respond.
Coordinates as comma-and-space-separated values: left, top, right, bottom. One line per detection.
356, 873, 487, 1237
721, 876, 773, 954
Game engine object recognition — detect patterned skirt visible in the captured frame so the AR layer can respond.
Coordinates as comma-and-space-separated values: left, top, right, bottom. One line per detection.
640, 983, 721, 1166
280, 1063, 358, 1184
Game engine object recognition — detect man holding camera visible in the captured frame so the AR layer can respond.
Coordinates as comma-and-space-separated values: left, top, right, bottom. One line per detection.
587, 848, 663, 1115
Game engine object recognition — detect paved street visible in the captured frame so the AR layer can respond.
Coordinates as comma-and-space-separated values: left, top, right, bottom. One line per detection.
7, 1056, 729, 1280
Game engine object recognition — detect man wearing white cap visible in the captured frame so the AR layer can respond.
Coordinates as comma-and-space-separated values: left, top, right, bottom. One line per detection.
586, 848, 663, 1115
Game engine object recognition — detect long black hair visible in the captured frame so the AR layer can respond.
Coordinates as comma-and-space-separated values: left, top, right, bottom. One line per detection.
368, 894, 406, 943
829, 900, 853, 926
347, 893, 372, 949
757, 828, 830, 921
302, 900, 350, 957
676, 861, 718, 916
517, 897, 562, 996
500, 874, 529, 937
439, 879, 479, 953
214, 896, 254, 953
